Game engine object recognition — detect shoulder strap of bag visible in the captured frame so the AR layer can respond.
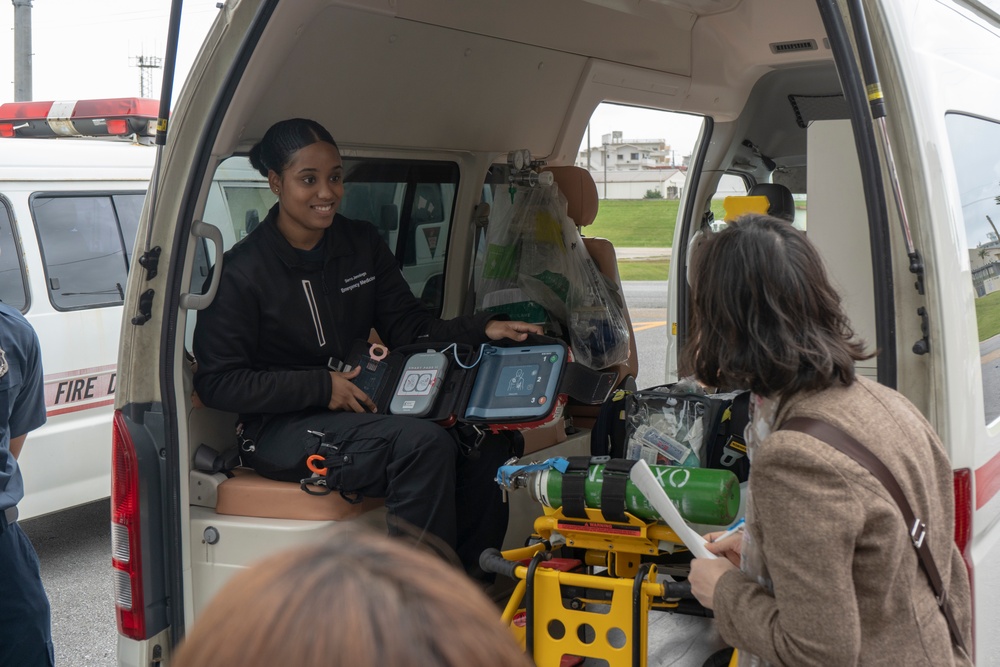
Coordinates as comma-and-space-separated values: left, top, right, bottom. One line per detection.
781, 416, 968, 654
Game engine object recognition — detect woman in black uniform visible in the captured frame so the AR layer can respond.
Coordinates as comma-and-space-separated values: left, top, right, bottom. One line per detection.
193, 118, 541, 573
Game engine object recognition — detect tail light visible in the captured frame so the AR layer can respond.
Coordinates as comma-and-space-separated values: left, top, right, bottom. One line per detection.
953, 468, 974, 655
112, 409, 146, 639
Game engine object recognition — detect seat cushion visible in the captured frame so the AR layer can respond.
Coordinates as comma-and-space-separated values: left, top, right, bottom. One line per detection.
216, 468, 385, 521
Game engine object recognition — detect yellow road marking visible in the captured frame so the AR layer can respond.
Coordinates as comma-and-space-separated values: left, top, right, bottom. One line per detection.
984, 347, 1000, 365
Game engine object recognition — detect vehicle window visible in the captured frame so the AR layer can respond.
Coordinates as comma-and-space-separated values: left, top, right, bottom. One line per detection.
0, 199, 28, 311
944, 113, 1000, 425
579, 103, 702, 292
342, 159, 459, 314
222, 185, 275, 240
204, 157, 457, 314
112, 193, 147, 263
32, 193, 135, 310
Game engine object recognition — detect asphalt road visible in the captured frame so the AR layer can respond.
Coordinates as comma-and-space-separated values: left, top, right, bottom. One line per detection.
16, 280, 670, 667
19, 499, 117, 667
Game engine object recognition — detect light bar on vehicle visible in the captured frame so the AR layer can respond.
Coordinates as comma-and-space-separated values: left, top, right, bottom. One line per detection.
0, 98, 158, 139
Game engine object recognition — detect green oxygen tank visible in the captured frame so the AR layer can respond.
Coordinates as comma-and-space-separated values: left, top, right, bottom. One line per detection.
528, 463, 740, 526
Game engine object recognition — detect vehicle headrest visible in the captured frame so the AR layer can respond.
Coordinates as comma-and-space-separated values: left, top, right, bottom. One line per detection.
543, 166, 599, 227
747, 183, 795, 222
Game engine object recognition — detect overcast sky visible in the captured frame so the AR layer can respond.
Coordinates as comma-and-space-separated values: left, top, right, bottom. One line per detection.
1, 0, 219, 104
2, 1, 703, 154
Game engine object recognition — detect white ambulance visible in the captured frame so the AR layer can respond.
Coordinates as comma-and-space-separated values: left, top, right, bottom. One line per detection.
0, 98, 156, 519
0, 99, 281, 520
114, 0, 1000, 664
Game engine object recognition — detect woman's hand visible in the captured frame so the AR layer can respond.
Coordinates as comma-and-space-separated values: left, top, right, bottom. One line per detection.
485, 320, 544, 342
689, 557, 738, 610
703, 530, 743, 567
328, 366, 378, 413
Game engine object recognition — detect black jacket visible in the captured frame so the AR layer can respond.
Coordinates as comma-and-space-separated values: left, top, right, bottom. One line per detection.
192, 205, 496, 416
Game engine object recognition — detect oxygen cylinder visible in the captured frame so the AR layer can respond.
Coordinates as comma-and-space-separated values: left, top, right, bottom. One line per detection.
528, 463, 740, 526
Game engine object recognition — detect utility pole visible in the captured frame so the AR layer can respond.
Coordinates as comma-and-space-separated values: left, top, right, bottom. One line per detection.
603, 142, 608, 200
12, 0, 33, 101
130, 54, 163, 98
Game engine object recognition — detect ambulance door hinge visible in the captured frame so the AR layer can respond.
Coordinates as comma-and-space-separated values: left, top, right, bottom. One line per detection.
131, 289, 155, 326
137, 246, 162, 280
912, 306, 930, 356
908, 250, 925, 296
150, 643, 163, 664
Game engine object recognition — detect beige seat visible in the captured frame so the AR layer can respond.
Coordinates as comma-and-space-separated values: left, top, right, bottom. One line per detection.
188, 395, 387, 520
543, 166, 639, 428
215, 468, 385, 521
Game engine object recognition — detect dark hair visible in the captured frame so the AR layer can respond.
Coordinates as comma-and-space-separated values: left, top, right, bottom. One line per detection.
248, 118, 339, 177
172, 524, 533, 667
681, 214, 872, 398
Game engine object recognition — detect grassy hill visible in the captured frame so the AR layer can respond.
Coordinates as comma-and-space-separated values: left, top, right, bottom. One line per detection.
977, 290, 1000, 342
585, 198, 728, 247
588, 199, 691, 281
586, 199, 679, 247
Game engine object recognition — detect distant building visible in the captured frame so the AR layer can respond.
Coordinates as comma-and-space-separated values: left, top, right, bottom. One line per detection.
576, 132, 685, 170
576, 131, 689, 199
590, 168, 687, 200
971, 241, 1000, 297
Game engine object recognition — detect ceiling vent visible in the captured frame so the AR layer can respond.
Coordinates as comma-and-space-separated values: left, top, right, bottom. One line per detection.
770, 39, 818, 54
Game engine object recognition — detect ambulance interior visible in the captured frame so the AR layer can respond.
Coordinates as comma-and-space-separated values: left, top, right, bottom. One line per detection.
179, 0, 886, 656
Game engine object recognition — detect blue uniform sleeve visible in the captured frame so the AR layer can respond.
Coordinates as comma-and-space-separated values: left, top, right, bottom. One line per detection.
10, 326, 46, 438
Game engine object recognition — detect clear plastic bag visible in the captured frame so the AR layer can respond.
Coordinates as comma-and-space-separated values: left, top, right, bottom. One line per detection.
625, 389, 708, 467
476, 182, 630, 370
475, 187, 554, 327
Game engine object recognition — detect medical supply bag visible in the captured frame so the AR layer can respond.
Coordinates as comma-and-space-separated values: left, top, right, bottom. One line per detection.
590, 382, 751, 483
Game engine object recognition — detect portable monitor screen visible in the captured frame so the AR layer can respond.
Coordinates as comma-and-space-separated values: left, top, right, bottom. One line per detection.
464, 344, 565, 421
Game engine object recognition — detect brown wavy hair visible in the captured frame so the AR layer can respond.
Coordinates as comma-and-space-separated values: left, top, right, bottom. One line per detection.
681, 214, 872, 398
173, 524, 532, 667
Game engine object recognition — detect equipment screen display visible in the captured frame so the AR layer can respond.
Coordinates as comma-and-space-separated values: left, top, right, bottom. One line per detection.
494, 365, 539, 397
464, 344, 565, 421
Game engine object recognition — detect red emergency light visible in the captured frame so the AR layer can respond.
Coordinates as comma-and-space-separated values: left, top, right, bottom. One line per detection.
0, 98, 159, 139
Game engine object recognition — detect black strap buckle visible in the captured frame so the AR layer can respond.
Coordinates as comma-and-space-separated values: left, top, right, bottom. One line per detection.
600, 458, 637, 523
561, 456, 592, 519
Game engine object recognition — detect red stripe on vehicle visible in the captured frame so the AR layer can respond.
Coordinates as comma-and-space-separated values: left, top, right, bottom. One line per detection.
47, 398, 115, 418
975, 450, 1000, 509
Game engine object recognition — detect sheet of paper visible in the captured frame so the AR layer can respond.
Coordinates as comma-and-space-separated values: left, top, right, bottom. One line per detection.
629, 460, 717, 560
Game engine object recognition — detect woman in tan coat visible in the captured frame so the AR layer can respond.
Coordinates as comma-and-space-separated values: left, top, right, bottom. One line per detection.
685, 215, 972, 666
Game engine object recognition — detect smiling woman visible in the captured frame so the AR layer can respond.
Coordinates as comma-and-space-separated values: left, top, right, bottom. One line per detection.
191, 118, 543, 576
251, 119, 345, 249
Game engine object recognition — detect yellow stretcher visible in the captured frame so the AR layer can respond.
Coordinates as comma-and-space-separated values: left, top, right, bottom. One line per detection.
481, 505, 739, 667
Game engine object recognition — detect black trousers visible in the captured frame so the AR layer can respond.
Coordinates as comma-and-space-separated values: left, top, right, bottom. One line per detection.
248, 409, 512, 573
0, 515, 54, 667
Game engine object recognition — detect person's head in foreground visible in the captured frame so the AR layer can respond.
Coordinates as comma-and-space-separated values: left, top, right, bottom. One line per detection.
173, 524, 532, 667
682, 213, 871, 397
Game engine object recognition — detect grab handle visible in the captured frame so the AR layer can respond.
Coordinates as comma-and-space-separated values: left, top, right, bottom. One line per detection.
180, 220, 222, 311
